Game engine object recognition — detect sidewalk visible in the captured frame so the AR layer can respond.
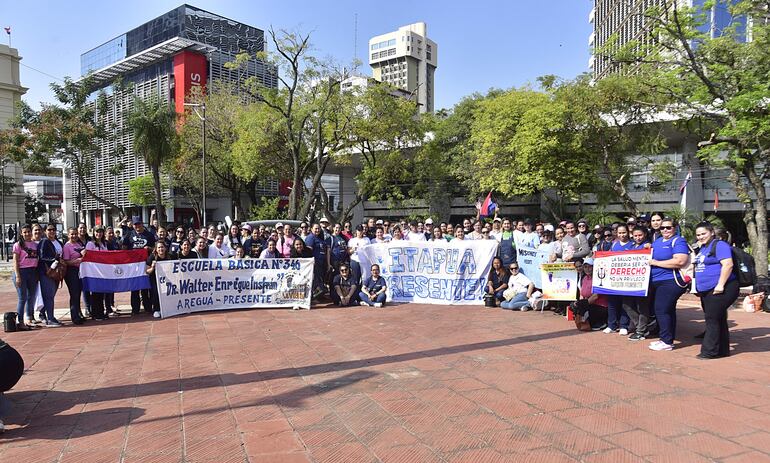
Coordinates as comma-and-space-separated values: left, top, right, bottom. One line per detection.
0, 283, 769, 462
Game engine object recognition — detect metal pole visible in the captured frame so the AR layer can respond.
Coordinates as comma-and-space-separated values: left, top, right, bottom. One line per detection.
201, 104, 207, 227
1, 161, 6, 261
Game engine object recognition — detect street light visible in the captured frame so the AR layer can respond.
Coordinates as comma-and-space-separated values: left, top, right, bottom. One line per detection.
183, 102, 207, 227
0, 158, 6, 261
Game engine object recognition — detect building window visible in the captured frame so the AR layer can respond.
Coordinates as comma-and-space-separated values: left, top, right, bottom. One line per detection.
371, 53, 377, 60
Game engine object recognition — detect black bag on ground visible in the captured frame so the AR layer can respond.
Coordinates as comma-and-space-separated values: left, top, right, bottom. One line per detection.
3, 313, 17, 333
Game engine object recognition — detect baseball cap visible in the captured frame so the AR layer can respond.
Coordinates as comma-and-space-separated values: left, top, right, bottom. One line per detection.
132, 216, 142, 225
583, 258, 594, 266
425, 218, 433, 225
493, 217, 502, 222
241, 224, 252, 231
376, 219, 384, 225
320, 216, 330, 223
275, 222, 284, 229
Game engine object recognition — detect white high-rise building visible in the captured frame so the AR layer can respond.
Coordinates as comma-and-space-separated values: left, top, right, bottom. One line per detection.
369, 22, 437, 113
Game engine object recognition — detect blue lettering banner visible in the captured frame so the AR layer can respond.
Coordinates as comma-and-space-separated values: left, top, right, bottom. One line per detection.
358, 240, 498, 305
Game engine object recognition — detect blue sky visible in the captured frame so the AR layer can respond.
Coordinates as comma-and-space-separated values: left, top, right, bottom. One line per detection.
2, 0, 593, 111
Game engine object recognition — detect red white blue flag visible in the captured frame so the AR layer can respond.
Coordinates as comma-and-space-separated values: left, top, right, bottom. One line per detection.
478, 191, 497, 218
80, 249, 150, 293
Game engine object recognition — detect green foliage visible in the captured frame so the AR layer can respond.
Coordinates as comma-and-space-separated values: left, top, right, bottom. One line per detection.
248, 196, 286, 221
127, 174, 169, 207
584, 210, 624, 228
126, 96, 178, 222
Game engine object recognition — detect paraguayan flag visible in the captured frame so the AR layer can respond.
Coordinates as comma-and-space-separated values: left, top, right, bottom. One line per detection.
80, 249, 151, 293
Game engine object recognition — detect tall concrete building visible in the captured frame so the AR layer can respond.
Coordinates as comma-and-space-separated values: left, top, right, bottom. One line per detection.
0, 44, 27, 234
369, 22, 437, 113
590, 0, 744, 79
71, 4, 277, 228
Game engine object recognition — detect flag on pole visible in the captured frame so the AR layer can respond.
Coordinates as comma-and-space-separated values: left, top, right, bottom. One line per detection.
80, 249, 150, 293
679, 171, 692, 214
714, 189, 719, 212
3, 27, 10, 35
479, 191, 497, 218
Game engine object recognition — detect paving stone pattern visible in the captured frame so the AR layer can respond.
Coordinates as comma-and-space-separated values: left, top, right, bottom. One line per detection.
0, 286, 769, 462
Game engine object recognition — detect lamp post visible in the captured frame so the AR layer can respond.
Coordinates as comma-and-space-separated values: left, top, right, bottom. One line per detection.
0, 158, 6, 261
183, 102, 206, 227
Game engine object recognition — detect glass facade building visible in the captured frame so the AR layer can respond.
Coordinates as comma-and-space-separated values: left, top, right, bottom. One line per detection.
72, 4, 278, 225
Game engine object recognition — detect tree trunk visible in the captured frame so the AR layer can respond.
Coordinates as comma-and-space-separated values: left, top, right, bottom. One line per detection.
151, 166, 165, 223
77, 174, 126, 219
745, 169, 769, 278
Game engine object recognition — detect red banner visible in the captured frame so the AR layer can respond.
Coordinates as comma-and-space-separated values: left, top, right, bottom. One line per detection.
173, 50, 207, 115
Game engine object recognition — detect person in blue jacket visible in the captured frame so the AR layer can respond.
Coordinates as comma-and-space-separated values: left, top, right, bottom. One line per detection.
359, 264, 387, 307
648, 218, 690, 351
693, 222, 738, 359
603, 224, 635, 335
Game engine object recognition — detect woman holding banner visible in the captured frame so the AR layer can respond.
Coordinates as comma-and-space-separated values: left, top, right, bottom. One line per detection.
146, 241, 173, 318
604, 225, 633, 336
626, 227, 653, 340
693, 222, 738, 359
648, 218, 690, 352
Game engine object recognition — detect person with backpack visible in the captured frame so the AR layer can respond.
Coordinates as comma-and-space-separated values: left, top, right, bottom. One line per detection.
694, 222, 740, 359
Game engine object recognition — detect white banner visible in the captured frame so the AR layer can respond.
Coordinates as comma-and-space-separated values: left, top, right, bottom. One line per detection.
516, 245, 549, 289
592, 250, 652, 297
358, 240, 498, 305
155, 258, 314, 318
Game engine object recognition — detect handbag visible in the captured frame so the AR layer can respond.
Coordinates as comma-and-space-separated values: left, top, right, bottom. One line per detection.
45, 260, 66, 282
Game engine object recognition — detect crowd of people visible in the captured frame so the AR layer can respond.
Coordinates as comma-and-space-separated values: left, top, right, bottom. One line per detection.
10, 212, 743, 359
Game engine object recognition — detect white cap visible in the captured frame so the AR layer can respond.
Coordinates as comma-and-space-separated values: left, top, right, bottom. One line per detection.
425, 218, 434, 225
275, 222, 284, 229
583, 258, 594, 266
544, 224, 554, 232
320, 216, 329, 223
493, 217, 502, 222
376, 219, 384, 225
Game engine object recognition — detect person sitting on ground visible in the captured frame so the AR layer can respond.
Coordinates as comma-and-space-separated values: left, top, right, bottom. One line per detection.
332, 264, 359, 307
500, 262, 535, 311
359, 264, 387, 307
485, 257, 510, 306
571, 258, 609, 331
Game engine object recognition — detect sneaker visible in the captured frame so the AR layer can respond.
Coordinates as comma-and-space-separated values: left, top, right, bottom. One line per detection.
619, 328, 629, 336
45, 320, 62, 327
649, 341, 674, 351
360, 301, 369, 307
520, 304, 532, 312
291, 305, 300, 311
153, 311, 161, 318
373, 302, 383, 308
602, 327, 614, 334
628, 332, 646, 341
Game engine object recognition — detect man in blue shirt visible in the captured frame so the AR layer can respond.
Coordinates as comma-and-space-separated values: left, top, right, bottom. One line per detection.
305, 224, 330, 299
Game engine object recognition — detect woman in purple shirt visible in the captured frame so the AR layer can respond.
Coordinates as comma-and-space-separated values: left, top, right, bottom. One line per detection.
693, 222, 738, 359
62, 228, 87, 325
11, 224, 39, 330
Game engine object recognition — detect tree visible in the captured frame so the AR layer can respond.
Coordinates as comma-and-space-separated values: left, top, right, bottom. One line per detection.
606, 0, 770, 276
24, 193, 46, 223
12, 79, 126, 217
127, 174, 170, 208
126, 96, 178, 223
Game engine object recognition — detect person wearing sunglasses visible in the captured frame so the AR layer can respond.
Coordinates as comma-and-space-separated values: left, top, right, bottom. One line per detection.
648, 218, 690, 351
169, 227, 187, 255
500, 264, 534, 311
332, 264, 359, 306
37, 225, 64, 326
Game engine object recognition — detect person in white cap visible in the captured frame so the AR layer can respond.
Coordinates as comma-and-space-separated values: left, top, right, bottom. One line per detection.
490, 217, 503, 241
423, 218, 435, 240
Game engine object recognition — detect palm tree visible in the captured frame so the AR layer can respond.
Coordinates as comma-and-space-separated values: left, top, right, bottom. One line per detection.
126, 97, 178, 223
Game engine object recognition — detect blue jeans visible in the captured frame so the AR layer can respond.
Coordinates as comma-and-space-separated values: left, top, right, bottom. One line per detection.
501, 293, 529, 310
359, 291, 386, 306
39, 270, 59, 322
607, 296, 631, 330
64, 267, 84, 321
485, 287, 506, 302
13, 267, 39, 322
650, 279, 686, 345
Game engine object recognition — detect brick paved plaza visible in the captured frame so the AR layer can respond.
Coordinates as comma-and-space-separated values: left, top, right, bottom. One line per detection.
1, 287, 769, 463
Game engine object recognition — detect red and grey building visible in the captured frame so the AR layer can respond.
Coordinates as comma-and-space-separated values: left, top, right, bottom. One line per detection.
68, 4, 277, 228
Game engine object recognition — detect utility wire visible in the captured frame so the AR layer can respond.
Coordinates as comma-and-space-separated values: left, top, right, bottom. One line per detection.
19, 62, 65, 82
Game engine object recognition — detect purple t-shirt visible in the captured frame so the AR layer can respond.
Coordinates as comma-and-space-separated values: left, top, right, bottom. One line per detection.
694, 240, 736, 292
13, 241, 39, 268
63, 242, 86, 268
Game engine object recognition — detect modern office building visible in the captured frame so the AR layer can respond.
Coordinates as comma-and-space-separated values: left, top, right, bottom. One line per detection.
0, 44, 27, 235
369, 22, 437, 113
71, 4, 277, 228
590, 0, 745, 79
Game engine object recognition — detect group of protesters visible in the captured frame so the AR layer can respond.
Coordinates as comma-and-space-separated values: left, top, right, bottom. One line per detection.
11, 211, 742, 359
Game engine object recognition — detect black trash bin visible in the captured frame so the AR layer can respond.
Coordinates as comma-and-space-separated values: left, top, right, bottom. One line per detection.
3, 313, 17, 333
